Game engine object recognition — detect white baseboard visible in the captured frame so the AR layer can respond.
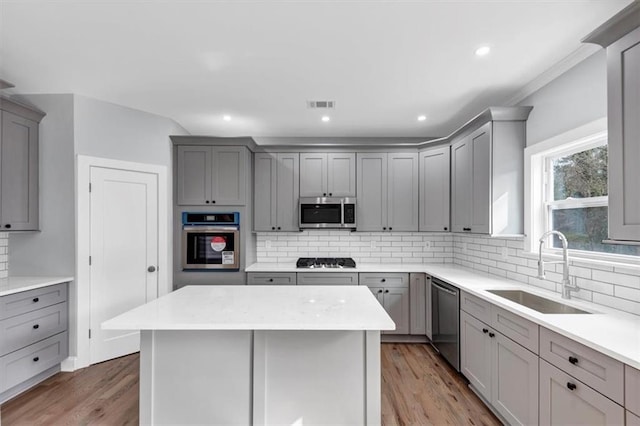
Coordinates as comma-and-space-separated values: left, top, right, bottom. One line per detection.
60, 356, 78, 372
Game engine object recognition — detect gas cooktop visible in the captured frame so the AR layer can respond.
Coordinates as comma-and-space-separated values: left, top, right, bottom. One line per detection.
296, 257, 356, 269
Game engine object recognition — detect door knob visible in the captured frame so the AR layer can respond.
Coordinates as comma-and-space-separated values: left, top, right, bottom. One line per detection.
148, 266, 156, 272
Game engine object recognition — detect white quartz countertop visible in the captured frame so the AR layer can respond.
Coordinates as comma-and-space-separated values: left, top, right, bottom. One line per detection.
246, 262, 640, 369
0, 276, 74, 297
102, 285, 395, 331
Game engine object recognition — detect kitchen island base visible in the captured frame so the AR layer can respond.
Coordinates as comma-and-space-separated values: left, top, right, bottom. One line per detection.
140, 329, 381, 425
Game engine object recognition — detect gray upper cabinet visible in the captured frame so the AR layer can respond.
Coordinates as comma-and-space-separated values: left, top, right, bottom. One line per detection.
0, 98, 44, 232
584, 4, 640, 242
254, 153, 299, 232
176, 145, 247, 206
451, 115, 528, 236
419, 145, 450, 232
299, 152, 355, 197
356, 152, 418, 231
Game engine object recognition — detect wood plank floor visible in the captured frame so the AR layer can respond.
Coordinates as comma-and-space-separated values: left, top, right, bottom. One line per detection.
1, 343, 500, 425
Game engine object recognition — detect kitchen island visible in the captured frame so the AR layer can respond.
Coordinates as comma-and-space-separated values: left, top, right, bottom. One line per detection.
102, 285, 394, 425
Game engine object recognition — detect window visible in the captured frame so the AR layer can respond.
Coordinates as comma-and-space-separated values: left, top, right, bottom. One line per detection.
529, 124, 640, 259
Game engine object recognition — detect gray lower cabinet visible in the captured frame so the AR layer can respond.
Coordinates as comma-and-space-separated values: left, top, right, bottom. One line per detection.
0, 98, 44, 231
361, 273, 409, 335
176, 145, 247, 206
629, 411, 640, 426
540, 359, 624, 425
425, 276, 432, 340
409, 273, 426, 335
356, 152, 418, 231
254, 153, 299, 232
583, 4, 640, 242
540, 327, 624, 405
247, 273, 297, 285
626, 365, 640, 416
297, 273, 358, 286
460, 308, 539, 425
419, 146, 450, 232
0, 283, 69, 403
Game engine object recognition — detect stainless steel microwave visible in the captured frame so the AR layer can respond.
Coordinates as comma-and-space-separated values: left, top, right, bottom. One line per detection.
299, 197, 356, 229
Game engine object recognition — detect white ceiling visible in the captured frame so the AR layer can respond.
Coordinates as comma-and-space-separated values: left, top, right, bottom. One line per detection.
0, 0, 633, 138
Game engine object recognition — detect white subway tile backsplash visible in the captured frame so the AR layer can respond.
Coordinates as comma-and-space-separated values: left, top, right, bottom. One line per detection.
0, 233, 7, 275
255, 229, 640, 316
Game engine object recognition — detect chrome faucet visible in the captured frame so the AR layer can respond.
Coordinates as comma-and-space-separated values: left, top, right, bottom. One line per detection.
538, 231, 579, 299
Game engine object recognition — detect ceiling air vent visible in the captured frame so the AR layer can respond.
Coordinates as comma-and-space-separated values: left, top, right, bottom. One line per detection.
307, 100, 335, 109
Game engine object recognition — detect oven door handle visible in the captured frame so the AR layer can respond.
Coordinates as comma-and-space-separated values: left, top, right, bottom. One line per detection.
432, 281, 458, 296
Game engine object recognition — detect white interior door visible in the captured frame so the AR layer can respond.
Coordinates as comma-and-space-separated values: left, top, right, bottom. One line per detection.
89, 166, 159, 365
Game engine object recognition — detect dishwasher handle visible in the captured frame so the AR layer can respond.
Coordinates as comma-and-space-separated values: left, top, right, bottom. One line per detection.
432, 280, 458, 296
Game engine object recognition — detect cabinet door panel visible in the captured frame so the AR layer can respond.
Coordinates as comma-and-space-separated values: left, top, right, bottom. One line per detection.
356, 153, 387, 231
608, 27, 640, 241
539, 359, 624, 426
0, 111, 39, 230
383, 287, 409, 335
327, 153, 356, 197
460, 311, 492, 401
387, 153, 418, 231
275, 153, 299, 231
254, 153, 276, 231
176, 146, 211, 206
409, 273, 426, 335
492, 332, 538, 426
470, 123, 492, 234
211, 147, 246, 205
419, 146, 450, 232
299, 153, 327, 197
451, 138, 471, 232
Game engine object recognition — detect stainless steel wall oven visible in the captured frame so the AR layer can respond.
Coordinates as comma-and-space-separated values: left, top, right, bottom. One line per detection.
182, 212, 240, 270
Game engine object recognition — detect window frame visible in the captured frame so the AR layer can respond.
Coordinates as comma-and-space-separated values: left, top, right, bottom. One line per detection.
524, 118, 640, 266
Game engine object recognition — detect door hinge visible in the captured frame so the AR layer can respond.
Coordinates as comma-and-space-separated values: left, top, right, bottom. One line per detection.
89, 256, 92, 265
89, 329, 92, 339
89, 182, 92, 192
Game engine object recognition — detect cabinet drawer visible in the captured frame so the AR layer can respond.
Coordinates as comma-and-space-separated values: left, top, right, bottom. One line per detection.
490, 305, 538, 354
247, 273, 297, 285
629, 411, 640, 426
358, 273, 408, 288
0, 331, 68, 393
297, 273, 358, 286
539, 359, 624, 426
626, 365, 640, 416
540, 327, 624, 404
0, 302, 68, 356
460, 291, 491, 324
0, 284, 67, 320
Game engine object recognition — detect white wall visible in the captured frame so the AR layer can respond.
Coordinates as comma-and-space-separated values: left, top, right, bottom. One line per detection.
6, 93, 189, 368
9, 94, 76, 277
519, 50, 607, 146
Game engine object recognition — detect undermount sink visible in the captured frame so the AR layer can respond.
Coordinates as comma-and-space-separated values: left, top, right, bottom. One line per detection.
486, 290, 591, 314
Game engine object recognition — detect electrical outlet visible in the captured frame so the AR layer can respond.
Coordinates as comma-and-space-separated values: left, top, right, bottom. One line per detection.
370, 240, 376, 249
462, 242, 468, 253
425, 241, 432, 249
501, 246, 508, 260
265, 240, 272, 249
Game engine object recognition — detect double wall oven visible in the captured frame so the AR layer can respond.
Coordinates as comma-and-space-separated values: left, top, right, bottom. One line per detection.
182, 212, 240, 270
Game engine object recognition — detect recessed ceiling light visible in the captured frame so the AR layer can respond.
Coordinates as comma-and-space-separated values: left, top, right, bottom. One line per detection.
321, 116, 330, 122
475, 46, 491, 56
418, 115, 427, 122
223, 115, 231, 121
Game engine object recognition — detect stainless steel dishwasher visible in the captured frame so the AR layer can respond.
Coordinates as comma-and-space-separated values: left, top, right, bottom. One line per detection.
430, 277, 460, 371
